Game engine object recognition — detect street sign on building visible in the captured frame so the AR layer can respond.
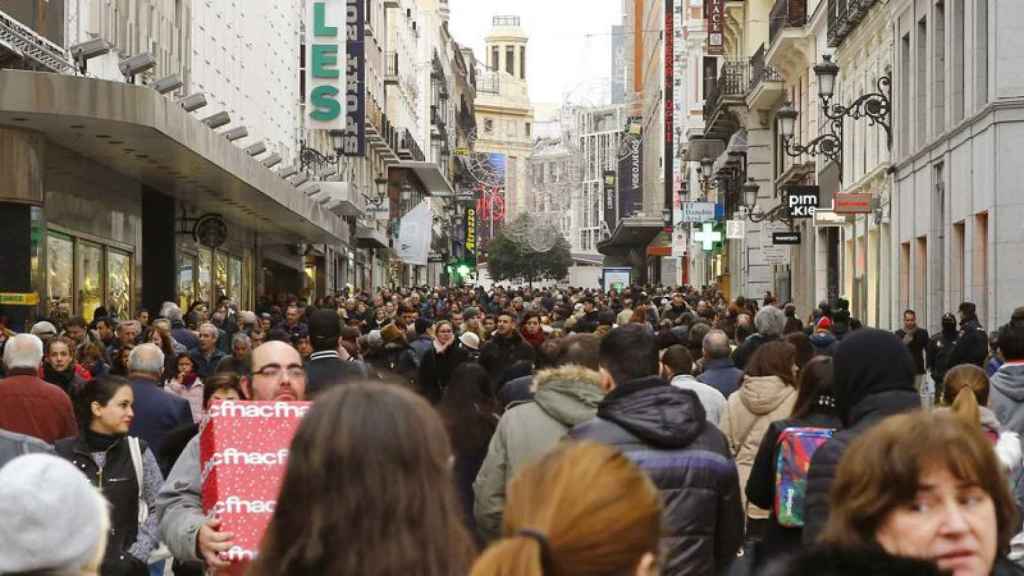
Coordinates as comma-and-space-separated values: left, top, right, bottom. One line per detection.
786, 186, 819, 218
814, 210, 847, 228
726, 220, 745, 239
833, 193, 873, 214
773, 231, 802, 245
762, 245, 790, 265
681, 202, 716, 223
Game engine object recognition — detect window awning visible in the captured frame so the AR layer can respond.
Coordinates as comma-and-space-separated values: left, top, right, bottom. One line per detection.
597, 216, 666, 256
390, 161, 454, 197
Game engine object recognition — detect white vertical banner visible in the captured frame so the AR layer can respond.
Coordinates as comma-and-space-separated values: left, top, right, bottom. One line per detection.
398, 200, 432, 266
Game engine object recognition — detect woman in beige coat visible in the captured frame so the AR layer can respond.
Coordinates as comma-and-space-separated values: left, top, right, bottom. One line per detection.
719, 340, 799, 533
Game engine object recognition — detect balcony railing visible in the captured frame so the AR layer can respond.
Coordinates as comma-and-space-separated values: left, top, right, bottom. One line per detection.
828, 0, 878, 47
400, 129, 426, 162
749, 45, 783, 90
704, 60, 751, 120
769, 0, 808, 47
477, 66, 500, 94
384, 51, 399, 83
492, 15, 520, 27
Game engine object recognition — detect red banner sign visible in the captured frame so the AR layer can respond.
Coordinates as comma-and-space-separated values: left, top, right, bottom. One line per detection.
833, 193, 874, 214
707, 0, 725, 55
201, 401, 311, 574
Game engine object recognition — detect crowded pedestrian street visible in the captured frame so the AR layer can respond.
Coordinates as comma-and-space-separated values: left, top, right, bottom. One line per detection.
3, 0, 1024, 575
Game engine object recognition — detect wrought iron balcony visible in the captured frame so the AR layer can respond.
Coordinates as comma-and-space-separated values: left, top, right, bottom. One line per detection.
828, 0, 878, 47
399, 129, 426, 162
769, 0, 808, 47
384, 51, 398, 85
704, 60, 751, 119
749, 45, 784, 90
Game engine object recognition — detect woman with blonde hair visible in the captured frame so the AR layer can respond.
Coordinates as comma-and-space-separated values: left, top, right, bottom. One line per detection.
471, 441, 661, 576
816, 411, 1022, 576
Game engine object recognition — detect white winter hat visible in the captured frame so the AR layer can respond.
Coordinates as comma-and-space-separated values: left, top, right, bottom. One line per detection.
29, 320, 57, 337
0, 453, 108, 574
459, 331, 480, 351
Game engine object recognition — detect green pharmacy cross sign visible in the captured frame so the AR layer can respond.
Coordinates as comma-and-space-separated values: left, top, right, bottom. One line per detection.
694, 222, 723, 252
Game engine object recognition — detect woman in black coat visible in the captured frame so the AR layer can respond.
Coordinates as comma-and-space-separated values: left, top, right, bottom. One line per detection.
437, 362, 498, 544
746, 356, 842, 565
417, 320, 469, 404
55, 376, 163, 576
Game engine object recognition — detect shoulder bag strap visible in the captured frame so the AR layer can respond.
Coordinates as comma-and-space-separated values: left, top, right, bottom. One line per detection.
127, 436, 147, 523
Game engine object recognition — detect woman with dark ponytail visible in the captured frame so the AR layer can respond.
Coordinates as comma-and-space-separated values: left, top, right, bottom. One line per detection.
55, 376, 164, 576
470, 441, 661, 576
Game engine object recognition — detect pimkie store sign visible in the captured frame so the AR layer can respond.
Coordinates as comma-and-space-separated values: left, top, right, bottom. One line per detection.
786, 185, 820, 218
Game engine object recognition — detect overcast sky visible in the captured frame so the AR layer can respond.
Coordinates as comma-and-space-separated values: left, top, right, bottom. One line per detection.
447, 0, 623, 107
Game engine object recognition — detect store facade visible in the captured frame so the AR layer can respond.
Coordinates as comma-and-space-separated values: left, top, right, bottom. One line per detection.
0, 70, 348, 329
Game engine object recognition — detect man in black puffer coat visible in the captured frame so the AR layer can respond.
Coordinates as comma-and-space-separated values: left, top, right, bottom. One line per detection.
479, 312, 535, 381
570, 324, 744, 576
802, 329, 920, 545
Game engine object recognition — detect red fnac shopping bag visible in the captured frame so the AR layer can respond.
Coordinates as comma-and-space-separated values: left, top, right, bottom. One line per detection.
200, 400, 310, 574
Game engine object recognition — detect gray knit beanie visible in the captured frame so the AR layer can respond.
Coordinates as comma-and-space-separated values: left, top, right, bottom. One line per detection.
0, 453, 108, 574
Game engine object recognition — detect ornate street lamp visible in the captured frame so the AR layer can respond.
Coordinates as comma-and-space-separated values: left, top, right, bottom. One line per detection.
696, 156, 715, 199
777, 100, 843, 169
740, 178, 792, 224
777, 55, 892, 177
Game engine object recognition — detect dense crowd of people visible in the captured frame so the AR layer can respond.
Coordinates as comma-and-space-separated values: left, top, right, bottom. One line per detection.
0, 283, 1023, 575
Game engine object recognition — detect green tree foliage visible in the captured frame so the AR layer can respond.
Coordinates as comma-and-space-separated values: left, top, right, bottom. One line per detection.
485, 216, 572, 286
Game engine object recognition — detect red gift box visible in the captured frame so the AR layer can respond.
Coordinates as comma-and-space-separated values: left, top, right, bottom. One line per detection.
200, 400, 311, 574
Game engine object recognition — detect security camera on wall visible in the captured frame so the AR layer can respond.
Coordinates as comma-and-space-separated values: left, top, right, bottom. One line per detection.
119, 52, 156, 81
179, 93, 208, 112
151, 74, 183, 95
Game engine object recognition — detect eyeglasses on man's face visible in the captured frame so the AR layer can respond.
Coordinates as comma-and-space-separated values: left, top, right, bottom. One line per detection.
252, 363, 306, 381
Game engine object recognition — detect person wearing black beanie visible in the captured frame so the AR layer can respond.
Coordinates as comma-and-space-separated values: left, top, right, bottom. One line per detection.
800, 329, 921, 546
305, 309, 368, 399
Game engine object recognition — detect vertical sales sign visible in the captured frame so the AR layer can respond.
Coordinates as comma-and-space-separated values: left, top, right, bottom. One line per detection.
307, 1, 346, 131
464, 206, 476, 259
340, 0, 366, 156
664, 0, 674, 218
706, 0, 725, 55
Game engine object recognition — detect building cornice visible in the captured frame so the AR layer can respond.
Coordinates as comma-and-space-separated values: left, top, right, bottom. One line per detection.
894, 97, 1024, 176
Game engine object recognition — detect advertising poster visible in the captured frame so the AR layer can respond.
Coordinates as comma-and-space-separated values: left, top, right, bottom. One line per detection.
618, 118, 643, 220
603, 267, 632, 292
603, 170, 618, 232
397, 200, 432, 266
471, 152, 507, 247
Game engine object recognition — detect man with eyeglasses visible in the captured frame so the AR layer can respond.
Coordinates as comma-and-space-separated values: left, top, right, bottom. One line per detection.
157, 341, 307, 570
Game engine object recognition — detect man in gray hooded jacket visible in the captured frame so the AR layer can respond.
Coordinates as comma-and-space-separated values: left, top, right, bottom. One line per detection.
991, 323, 1024, 437
473, 334, 604, 541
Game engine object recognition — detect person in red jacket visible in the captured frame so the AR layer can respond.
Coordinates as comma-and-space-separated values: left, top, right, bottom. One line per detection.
0, 334, 77, 443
